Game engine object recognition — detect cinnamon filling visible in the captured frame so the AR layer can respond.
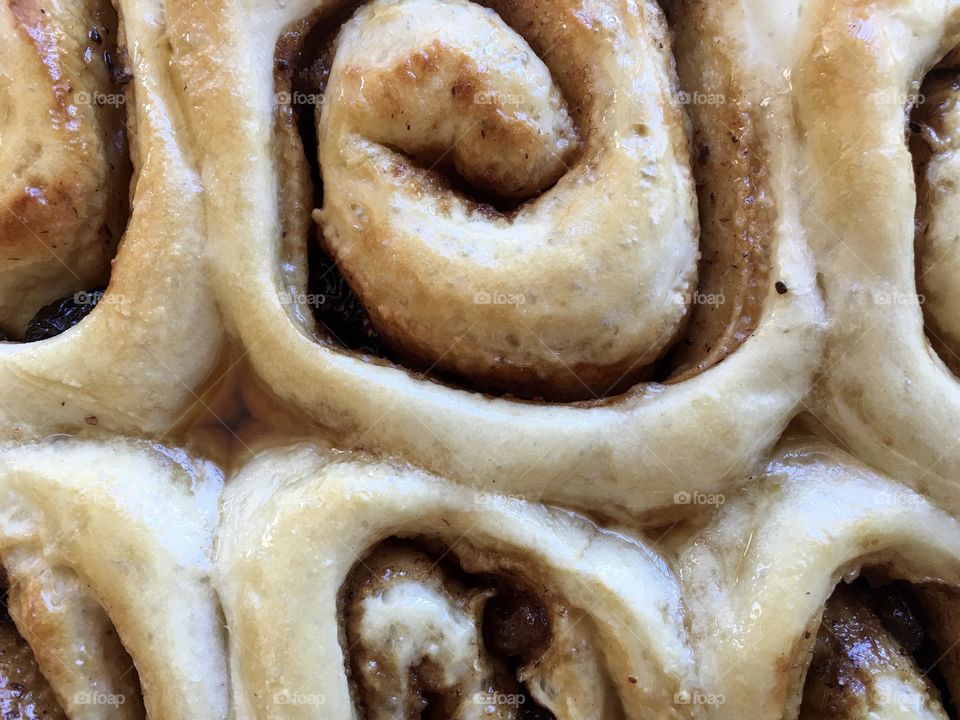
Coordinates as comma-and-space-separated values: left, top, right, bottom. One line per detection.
913, 53, 960, 374
273, 0, 772, 402
274, 8, 388, 358
482, 591, 550, 661
800, 579, 958, 720
340, 540, 557, 720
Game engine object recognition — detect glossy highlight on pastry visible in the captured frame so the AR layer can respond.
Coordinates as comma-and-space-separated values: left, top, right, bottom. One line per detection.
0, 0, 958, 718
182, 0, 823, 519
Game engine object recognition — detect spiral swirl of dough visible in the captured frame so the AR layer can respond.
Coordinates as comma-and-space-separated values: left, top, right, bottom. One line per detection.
0, 0, 224, 438
215, 444, 700, 719
0, 436, 229, 719
176, 0, 824, 518
315, 0, 697, 398
0, 0, 126, 336
679, 438, 960, 719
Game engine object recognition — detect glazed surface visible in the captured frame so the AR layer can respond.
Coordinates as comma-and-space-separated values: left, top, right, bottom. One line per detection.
0, 0, 959, 718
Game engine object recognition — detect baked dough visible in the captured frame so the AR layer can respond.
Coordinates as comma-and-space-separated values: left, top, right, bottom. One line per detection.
795, 0, 960, 508
216, 444, 697, 719
0, 0, 127, 337
174, 0, 824, 518
0, 436, 229, 719
2, 0, 959, 717
679, 438, 960, 719
0, 0, 224, 438
316, 0, 698, 397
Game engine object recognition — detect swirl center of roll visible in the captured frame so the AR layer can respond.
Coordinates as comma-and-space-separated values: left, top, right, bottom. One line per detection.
327, 1, 578, 198
315, 0, 699, 399
345, 544, 558, 719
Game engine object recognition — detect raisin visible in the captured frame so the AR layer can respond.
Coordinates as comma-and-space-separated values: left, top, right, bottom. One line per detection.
111, 49, 133, 86
309, 250, 384, 355
873, 582, 925, 654
482, 592, 550, 659
23, 290, 104, 343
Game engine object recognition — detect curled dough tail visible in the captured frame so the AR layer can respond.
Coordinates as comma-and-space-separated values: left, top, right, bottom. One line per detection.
680, 438, 960, 720
216, 444, 703, 719
0, 437, 229, 719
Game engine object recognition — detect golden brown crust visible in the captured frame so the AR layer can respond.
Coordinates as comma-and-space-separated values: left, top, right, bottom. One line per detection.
173, 0, 823, 520
0, 0, 127, 337
315, 0, 695, 399
0, 0, 225, 439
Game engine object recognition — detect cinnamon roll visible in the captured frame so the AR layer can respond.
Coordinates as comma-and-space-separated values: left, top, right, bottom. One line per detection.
679, 438, 960, 719
215, 444, 699, 719
795, 0, 960, 506
4, 0, 959, 718
0, 0, 224, 438
0, 436, 229, 718
176, 0, 824, 517
0, 0, 126, 338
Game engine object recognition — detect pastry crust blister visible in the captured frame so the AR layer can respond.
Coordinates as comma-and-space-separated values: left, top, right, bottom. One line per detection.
1, 0, 960, 718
